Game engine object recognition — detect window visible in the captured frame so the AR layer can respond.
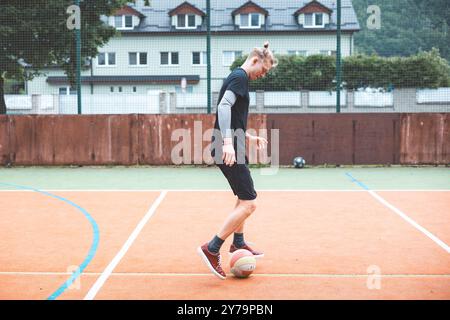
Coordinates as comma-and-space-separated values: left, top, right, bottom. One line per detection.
177, 14, 197, 29
288, 50, 308, 56
240, 14, 246, 26
115, 16, 122, 28
171, 52, 179, 65
222, 51, 242, 66
115, 15, 134, 29
129, 52, 147, 65
177, 14, 185, 27
129, 52, 137, 65
133, 86, 137, 93
188, 15, 196, 27
59, 87, 77, 95
251, 14, 259, 26
315, 13, 323, 26
161, 52, 179, 65
98, 52, 116, 66
98, 53, 106, 65
108, 53, 116, 65
304, 13, 325, 27
139, 52, 147, 65
192, 51, 207, 65
109, 86, 124, 93
125, 16, 133, 28
160, 52, 169, 65
240, 13, 261, 28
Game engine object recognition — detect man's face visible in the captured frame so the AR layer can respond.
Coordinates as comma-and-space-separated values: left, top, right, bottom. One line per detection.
250, 58, 271, 80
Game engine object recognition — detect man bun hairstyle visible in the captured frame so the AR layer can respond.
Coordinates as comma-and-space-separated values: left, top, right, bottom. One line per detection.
247, 41, 278, 68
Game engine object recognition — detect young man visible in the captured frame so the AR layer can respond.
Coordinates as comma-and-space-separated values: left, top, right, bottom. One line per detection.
197, 42, 277, 279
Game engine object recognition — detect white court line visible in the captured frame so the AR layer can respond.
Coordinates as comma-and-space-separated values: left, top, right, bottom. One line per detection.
1, 271, 450, 278
83, 190, 167, 300
1, 189, 449, 192
368, 190, 450, 254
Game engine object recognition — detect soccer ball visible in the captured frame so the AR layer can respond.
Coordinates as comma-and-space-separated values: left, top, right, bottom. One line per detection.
293, 156, 306, 168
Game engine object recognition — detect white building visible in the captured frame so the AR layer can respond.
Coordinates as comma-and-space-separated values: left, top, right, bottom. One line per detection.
26, 0, 360, 96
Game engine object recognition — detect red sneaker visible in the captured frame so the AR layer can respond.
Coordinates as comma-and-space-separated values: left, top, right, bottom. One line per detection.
229, 243, 264, 259
197, 243, 226, 280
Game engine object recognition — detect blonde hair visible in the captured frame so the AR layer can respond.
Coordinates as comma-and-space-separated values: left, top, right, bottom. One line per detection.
247, 41, 278, 68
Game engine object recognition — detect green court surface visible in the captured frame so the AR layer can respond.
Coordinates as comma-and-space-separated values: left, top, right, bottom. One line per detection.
0, 166, 449, 190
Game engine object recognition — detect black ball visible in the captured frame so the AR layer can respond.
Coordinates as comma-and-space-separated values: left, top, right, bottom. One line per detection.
293, 156, 306, 168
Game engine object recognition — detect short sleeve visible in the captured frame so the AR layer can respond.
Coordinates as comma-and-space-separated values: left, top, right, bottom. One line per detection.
226, 71, 248, 97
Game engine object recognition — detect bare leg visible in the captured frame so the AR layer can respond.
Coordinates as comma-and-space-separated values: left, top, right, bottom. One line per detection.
235, 220, 245, 234
233, 198, 240, 209
216, 199, 256, 240
234, 199, 245, 233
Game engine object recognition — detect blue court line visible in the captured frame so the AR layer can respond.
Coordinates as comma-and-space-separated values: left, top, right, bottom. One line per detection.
0, 182, 99, 300
345, 172, 370, 190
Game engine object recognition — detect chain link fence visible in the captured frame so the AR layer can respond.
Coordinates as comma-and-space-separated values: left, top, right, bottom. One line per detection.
2, 0, 450, 114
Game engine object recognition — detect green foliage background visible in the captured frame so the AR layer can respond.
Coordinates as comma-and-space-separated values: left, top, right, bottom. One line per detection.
231, 49, 450, 91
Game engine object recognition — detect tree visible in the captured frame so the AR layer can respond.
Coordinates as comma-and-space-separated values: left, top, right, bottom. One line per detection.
0, 0, 131, 114
410, 0, 450, 61
352, 0, 450, 62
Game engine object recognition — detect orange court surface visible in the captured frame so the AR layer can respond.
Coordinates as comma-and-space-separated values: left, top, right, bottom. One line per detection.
0, 166, 449, 300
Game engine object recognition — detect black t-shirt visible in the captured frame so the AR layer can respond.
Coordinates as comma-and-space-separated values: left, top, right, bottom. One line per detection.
211, 67, 250, 164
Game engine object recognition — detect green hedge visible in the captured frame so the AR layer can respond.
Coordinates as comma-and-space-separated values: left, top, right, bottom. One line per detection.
230, 48, 450, 91
4, 79, 25, 94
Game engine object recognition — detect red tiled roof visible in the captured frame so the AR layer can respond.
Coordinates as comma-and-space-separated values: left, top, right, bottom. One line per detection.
168, 2, 206, 17
294, 0, 333, 16
114, 6, 145, 18
231, 1, 269, 16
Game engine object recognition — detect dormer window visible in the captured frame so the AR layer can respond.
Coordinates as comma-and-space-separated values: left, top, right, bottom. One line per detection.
304, 13, 324, 27
169, 2, 205, 30
294, 0, 332, 29
240, 13, 261, 28
109, 5, 144, 30
177, 14, 197, 29
115, 15, 134, 29
232, 1, 268, 30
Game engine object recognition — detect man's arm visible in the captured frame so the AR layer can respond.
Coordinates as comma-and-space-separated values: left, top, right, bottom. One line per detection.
217, 90, 237, 143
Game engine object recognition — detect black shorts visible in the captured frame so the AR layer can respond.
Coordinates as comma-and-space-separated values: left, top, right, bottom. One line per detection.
217, 163, 257, 200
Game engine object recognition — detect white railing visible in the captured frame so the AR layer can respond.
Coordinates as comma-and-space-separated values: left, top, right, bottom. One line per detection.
5, 88, 450, 114
176, 93, 207, 109
174, 92, 257, 109
60, 93, 160, 114
309, 90, 346, 107
417, 88, 450, 104
264, 91, 301, 107
354, 91, 393, 107
5, 95, 32, 110
249, 92, 256, 107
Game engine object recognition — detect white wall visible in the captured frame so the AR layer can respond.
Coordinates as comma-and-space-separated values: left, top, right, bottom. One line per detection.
26, 33, 353, 95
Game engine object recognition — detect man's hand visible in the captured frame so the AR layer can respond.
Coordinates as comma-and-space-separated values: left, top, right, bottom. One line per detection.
247, 134, 268, 150
222, 138, 236, 166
